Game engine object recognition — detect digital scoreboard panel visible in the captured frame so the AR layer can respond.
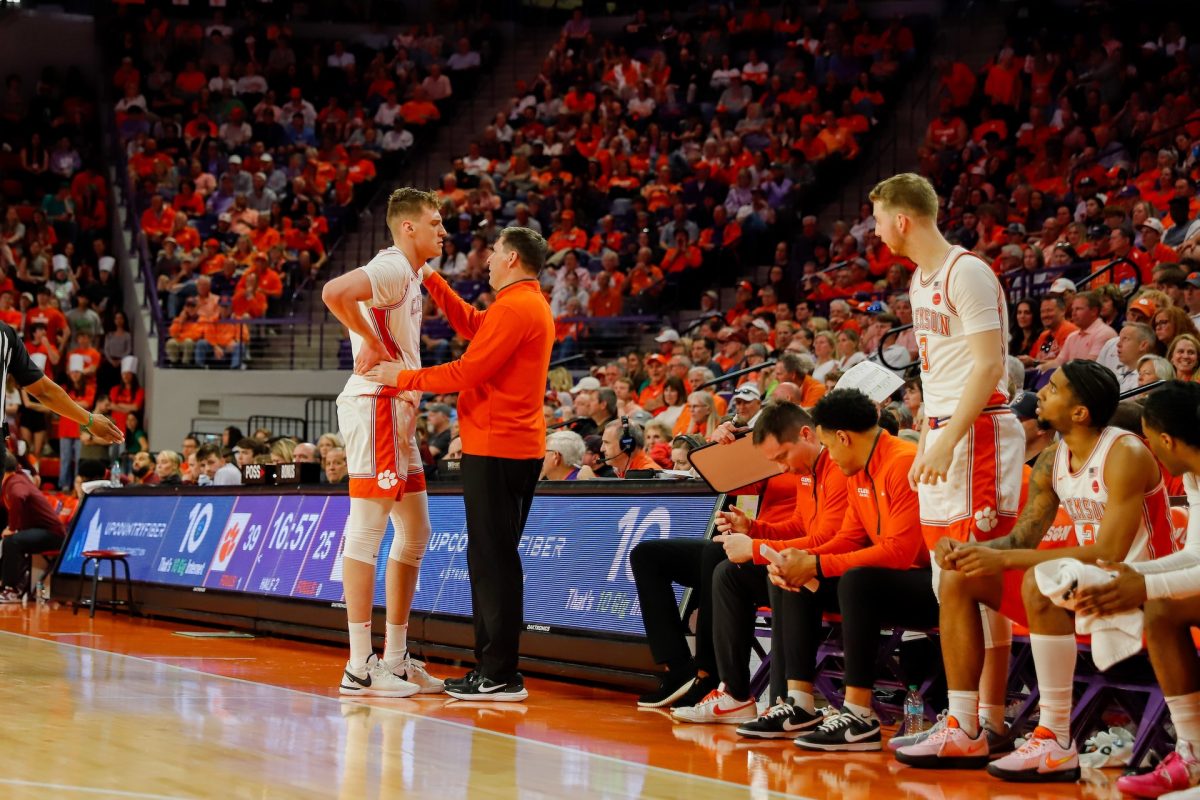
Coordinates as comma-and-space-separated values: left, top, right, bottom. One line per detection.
57, 486, 720, 639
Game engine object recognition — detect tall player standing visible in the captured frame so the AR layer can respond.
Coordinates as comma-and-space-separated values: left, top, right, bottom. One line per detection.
869, 174, 1025, 751
321, 188, 447, 697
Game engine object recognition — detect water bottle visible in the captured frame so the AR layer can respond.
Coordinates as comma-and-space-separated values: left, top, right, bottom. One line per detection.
35, 580, 46, 605
110, 459, 122, 488
902, 685, 926, 735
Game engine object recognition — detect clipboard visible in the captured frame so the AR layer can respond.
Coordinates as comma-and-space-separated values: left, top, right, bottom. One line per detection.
687, 434, 783, 493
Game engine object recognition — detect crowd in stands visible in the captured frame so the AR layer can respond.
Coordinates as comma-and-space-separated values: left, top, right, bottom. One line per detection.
103, 5, 498, 367
413, 1, 926, 363
1, 63, 141, 494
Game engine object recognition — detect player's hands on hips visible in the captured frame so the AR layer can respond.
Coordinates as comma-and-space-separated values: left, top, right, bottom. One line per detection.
934, 536, 963, 569
87, 414, 125, 445
1075, 561, 1148, 616
910, 436, 953, 488
951, 545, 1006, 577
362, 360, 404, 387
354, 338, 388, 375
714, 505, 751, 534
713, 532, 754, 562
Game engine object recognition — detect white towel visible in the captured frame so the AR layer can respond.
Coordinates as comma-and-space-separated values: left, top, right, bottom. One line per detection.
1033, 558, 1143, 671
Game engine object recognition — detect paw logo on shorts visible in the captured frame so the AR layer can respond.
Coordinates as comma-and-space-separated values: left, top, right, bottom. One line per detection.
376, 470, 399, 490
974, 506, 998, 533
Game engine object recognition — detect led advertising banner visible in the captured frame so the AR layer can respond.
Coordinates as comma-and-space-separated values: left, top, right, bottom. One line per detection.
57, 489, 719, 639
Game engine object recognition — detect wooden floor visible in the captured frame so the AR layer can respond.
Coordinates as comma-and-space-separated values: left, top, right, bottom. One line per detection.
0, 603, 1128, 799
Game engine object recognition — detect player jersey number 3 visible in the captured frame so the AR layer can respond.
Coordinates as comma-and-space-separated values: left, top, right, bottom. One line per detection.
918, 335, 930, 372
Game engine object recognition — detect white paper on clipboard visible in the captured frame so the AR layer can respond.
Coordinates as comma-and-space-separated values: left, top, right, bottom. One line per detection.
687, 435, 784, 493
834, 360, 905, 403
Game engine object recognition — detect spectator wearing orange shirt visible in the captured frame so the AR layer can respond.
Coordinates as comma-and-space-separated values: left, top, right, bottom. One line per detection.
196, 301, 247, 369
588, 216, 625, 256
1138, 218, 1178, 268
238, 254, 284, 311
166, 297, 206, 366
26, 288, 69, 353
925, 104, 968, 152
698, 205, 742, 252
589, 271, 623, 318
400, 87, 441, 126
67, 331, 102, 379
284, 217, 325, 259
172, 179, 207, 217
639, 354, 669, 412
1022, 295, 1079, 372
139, 194, 174, 244
0, 292, 22, 330
128, 139, 171, 180
547, 210, 587, 254
245, 217, 278, 254
197, 239, 228, 276
233, 272, 269, 319
793, 122, 828, 163
174, 61, 207, 96
660, 230, 702, 274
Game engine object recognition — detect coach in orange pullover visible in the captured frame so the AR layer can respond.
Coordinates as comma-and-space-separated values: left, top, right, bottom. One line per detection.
763, 389, 938, 751
365, 227, 554, 699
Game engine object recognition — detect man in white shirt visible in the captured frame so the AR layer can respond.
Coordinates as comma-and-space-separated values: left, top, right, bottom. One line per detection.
196, 443, 242, 486
1077, 382, 1200, 797
446, 38, 481, 72
1186, 271, 1200, 327
1097, 321, 1156, 392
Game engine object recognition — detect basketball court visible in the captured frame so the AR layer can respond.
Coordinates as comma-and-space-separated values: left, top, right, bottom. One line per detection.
0, 604, 1117, 799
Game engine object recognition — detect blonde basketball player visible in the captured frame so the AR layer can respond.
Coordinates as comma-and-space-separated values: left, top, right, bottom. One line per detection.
869, 174, 1025, 753
322, 187, 446, 696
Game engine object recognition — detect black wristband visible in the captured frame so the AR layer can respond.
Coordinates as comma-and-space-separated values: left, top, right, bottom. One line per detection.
814, 556, 823, 580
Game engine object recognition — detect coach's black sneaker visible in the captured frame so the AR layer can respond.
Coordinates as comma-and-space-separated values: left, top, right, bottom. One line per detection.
736, 700, 824, 739
671, 674, 720, 709
443, 670, 482, 695
986, 722, 1018, 756
637, 671, 697, 708
793, 708, 882, 752
446, 673, 529, 702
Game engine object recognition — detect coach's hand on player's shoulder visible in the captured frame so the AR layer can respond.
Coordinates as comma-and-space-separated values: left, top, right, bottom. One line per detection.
363, 360, 404, 387
934, 536, 962, 569
713, 531, 753, 562
1075, 561, 1147, 616
951, 544, 1006, 577
910, 437, 953, 487
354, 338, 388, 375
87, 414, 125, 445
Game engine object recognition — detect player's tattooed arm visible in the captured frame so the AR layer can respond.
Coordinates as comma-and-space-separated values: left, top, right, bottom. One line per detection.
986, 442, 1060, 551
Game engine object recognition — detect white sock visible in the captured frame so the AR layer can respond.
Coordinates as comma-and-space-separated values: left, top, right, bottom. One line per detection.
1167, 692, 1200, 753
383, 622, 408, 665
1030, 633, 1076, 747
948, 690, 980, 736
791, 690, 815, 713
978, 701, 1006, 733
348, 620, 373, 667
844, 700, 874, 720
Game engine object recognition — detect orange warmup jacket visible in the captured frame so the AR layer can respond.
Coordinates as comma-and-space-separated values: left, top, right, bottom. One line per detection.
751, 449, 850, 564
393, 273, 554, 460
806, 431, 925, 577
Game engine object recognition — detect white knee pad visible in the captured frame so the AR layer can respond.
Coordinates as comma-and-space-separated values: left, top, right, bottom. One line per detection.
387, 492, 431, 568
980, 604, 1013, 649
342, 497, 391, 566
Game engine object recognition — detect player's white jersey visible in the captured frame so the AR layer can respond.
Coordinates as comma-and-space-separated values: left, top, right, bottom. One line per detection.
338, 246, 424, 401
1053, 426, 1174, 562
909, 246, 1010, 418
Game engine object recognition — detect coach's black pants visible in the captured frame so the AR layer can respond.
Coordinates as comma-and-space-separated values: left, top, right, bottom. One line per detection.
772, 566, 939, 690
461, 454, 542, 682
630, 538, 725, 676
711, 560, 784, 701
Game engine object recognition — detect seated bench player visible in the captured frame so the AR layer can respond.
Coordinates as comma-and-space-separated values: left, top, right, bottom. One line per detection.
896, 360, 1174, 783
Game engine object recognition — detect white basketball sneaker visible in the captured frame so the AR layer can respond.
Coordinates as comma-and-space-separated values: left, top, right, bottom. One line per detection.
387, 654, 445, 694
340, 653, 420, 698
